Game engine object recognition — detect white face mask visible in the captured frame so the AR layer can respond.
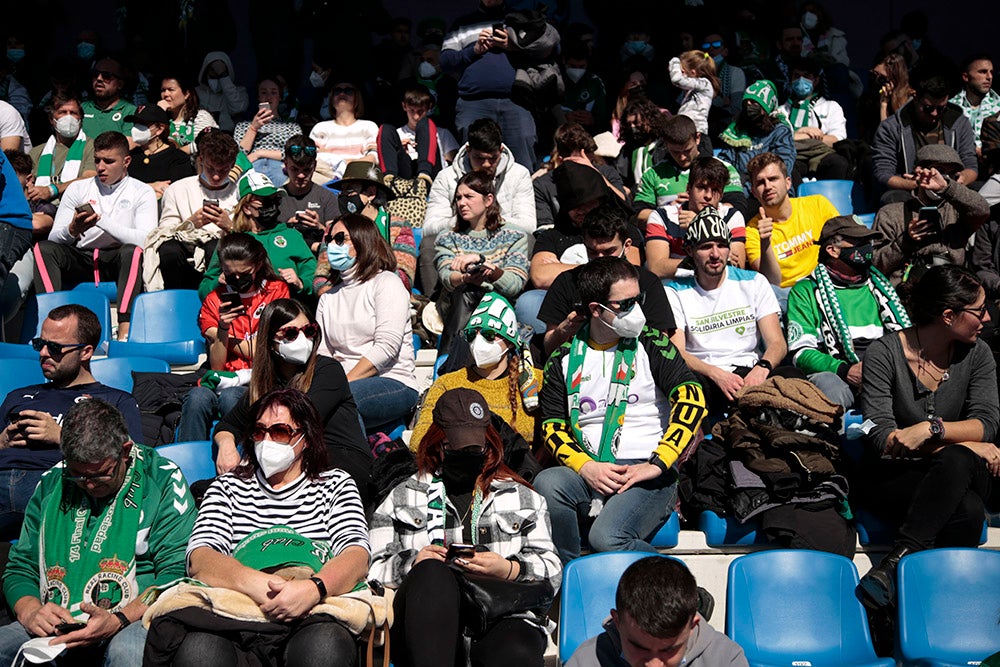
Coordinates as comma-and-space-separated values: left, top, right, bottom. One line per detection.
470, 332, 508, 368
254, 435, 302, 478
54, 115, 81, 139
208, 78, 222, 93
275, 332, 313, 365
599, 303, 647, 339
309, 70, 327, 88
565, 67, 586, 83
130, 124, 152, 146
418, 61, 438, 79
802, 11, 819, 30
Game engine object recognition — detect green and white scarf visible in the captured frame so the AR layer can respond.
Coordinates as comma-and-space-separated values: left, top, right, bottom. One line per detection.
35, 131, 87, 188
566, 325, 637, 463
426, 476, 483, 547
39, 448, 143, 617
374, 207, 390, 242
787, 96, 814, 131
812, 264, 910, 364
170, 119, 195, 147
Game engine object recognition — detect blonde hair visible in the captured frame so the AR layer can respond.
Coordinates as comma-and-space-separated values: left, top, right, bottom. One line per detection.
680, 50, 721, 95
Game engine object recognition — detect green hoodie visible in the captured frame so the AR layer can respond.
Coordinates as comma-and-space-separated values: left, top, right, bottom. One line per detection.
198, 222, 317, 300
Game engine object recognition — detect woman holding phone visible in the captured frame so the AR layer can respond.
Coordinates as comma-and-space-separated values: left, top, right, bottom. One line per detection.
234, 76, 303, 187
369, 388, 561, 667
178, 233, 289, 442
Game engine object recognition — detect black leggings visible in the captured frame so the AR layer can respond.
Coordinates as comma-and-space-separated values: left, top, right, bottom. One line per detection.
172, 618, 358, 667
860, 445, 992, 550
391, 559, 547, 667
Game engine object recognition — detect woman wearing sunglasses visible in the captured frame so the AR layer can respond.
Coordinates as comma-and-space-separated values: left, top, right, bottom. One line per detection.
370, 387, 560, 667
309, 80, 379, 184
858, 265, 1000, 611
411, 292, 541, 451
315, 214, 419, 438
169, 388, 370, 666
213, 298, 371, 503
434, 171, 529, 353
178, 233, 288, 443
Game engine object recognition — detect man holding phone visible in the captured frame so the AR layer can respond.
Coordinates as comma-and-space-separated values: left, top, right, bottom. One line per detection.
276, 134, 339, 252
872, 144, 990, 286
33, 131, 156, 340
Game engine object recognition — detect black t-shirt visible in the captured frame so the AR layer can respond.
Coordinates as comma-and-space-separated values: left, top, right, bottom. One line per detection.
278, 184, 341, 248
537, 264, 676, 333
128, 146, 195, 184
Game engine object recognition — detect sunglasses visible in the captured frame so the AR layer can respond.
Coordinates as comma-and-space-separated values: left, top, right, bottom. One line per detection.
961, 303, 989, 320
326, 231, 350, 245
287, 145, 317, 158
252, 422, 303, 444
920, 102, 948, 115
605, 293, 645, 312
465, 329, 500, 343
275, 322, 321, 342
702, 40, 724, 49
63, 453, 126, 484
31, 337, 87, 356
93, 70, 119, 81
331, 86, 356, 96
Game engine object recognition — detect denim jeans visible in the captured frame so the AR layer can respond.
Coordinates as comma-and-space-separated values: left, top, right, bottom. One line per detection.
455, 97, 537, 171
513, 289, 547, 341
177, 386, 248, 442
251, 157, 288, 188
349, 377, 418, 435
0, 618, 147, 666
809, 371, 855, 410
0, 468, 44, 541
533, 460, 678, 564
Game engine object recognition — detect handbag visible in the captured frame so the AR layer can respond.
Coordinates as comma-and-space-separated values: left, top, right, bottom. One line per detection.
452, 568, 554, 637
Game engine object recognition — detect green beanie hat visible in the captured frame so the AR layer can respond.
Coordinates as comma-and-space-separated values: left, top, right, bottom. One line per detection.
232, 526, 331, 573
464, 292, 519, 346
743, 79, 778, 115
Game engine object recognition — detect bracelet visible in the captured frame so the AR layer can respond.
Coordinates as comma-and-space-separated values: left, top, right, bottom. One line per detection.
310, 575, 328, 600
48, 184, 58, 198
113, 611, 130, 630
506, 559, 514, 580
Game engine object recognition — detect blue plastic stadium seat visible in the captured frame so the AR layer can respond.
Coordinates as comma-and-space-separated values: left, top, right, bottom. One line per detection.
27, 290, 112, 353
897, 549, 1000, 667
797, 179, 854, 215
72, 281, 119, 303
856, 212, 875, 228
698, 511, 766, 546
91, 357, 171, 393
433, 353, 449, 380
856, 509, 987, 546
0, 342, 39, 359
0, 358, 46, 401
107, 290, 203, 365
559, 552, 684, 662
648, 511, 680, 547
727, 550, 894, 667
156, 440, 215, 485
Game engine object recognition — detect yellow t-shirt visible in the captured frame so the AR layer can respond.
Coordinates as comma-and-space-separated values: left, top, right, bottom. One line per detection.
745, 195, 840, 288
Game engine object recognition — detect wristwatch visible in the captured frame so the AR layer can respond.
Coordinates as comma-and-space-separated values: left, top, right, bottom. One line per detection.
929, 416, 945, 440
113, 611, 130, 630
754, 359, 773, 372
310, 575, 328, 601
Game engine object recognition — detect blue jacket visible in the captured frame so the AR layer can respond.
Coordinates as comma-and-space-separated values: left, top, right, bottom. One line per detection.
718, 124, 796, 194
0, 150, 32, 231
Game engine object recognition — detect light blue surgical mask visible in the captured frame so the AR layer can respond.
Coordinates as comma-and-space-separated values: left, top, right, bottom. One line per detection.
77, 42, 95, 60
712, 54, 725, 66
326, 243, 356, 272
7, 49, 25, 64
621, 41, 654, 62
791, 76, 814, 99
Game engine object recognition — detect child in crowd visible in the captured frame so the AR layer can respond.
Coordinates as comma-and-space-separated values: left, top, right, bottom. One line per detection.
669, 50, 721, 153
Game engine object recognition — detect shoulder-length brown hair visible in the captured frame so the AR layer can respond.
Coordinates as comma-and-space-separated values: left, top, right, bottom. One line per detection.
237, 388, 329, 480
339, 213, 397, 284
249, 299, 318, 403
453, 170, 502, 233
416, 422, 530, 495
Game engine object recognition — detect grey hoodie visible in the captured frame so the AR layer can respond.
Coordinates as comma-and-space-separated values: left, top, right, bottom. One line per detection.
195, 51, 249, 132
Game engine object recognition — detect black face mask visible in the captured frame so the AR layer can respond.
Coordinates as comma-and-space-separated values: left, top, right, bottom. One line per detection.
841, 242, 874, 267
339, 192, 366, 215
440, 449, 485, 493
257, 199, 280, 227
225, 273, 255, 293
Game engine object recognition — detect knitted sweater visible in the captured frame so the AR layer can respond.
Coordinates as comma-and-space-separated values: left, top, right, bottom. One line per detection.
410, 366, 543, 450
434, 226, 529, 299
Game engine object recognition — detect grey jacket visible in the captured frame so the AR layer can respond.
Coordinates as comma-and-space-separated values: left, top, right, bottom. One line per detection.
872, 102, 978, 188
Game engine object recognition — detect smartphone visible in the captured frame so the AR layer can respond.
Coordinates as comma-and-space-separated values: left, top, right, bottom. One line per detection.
919, 206, 942, 232
295, 210, 307, 221
446, 543, 476, 562
258, 102, 270, 111
466, 262, 487, 274
55, 622, 87, 633
75, 203, 95, 216
203, 198, 220, 209
220, 291, 243, 309
492, 22, 504, 37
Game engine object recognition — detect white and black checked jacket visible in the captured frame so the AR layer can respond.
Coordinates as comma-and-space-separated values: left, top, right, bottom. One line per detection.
369, 472, 562, 591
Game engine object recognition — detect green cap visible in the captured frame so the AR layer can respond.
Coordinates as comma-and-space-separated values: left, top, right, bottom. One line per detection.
464, 292, 519, 346
238, 169, 278, 200
743, 79, 778, 115
232, 526, 330, 573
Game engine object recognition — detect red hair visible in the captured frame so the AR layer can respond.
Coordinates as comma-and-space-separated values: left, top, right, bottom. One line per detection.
416, 422, 530, 494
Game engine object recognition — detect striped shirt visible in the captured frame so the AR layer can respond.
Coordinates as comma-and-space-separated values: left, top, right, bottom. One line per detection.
187, 468, 370, 563
309, 119, 379, 181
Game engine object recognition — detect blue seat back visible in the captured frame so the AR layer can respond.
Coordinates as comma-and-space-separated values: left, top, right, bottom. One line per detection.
31, 290, 112, 352
797, 179, 854, 215
91, 357, 170, 393
898, 548, 1000, 664
727, 550, 890, 666
122, 290, 202, 343
72, 281, 119, 303
156, 440, 215, 485
559, 552, 682, 662
0, 359, 46, 402
0, 343, 39, 360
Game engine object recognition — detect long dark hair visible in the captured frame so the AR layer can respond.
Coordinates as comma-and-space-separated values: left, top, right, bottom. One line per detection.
336, 214, 397, 284
249, 299, 318, 403
237, 388, 329, 480
907, 265, 983, 326
416, 422, 529, 495
217, 232, 279, 287
453, 170, 502, 233
160, 75, 199, 123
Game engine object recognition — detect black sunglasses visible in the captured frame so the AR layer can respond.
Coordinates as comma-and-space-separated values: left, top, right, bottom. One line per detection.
252, 422, 303, 444
331, 86, 356, 96
93, 70, 119, 81
465, 329, 500, 343
31, 338, 87, 356
605, 293, 645, 312
275, 322, 321, 342
326, 231, 349, 245
287, 145, 317, 158
920, 102, 948, 115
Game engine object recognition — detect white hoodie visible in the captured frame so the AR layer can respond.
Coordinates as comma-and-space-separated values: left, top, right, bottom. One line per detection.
195, 51, 248, 132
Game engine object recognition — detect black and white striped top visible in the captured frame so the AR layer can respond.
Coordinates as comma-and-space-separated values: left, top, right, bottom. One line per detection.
187, 468, 370, 562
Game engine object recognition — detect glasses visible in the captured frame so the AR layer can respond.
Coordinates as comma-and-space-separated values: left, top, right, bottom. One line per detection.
63, 454, 125, 484
287, 145, 317, 158
31, 338, 87, 356
961, 303, 989, 320
920, 102, 948, 115
604, 293, 645, 313
702, 40, 724, 49
331, 86, 356, 96
275, 322, 321, 342
465, 329, 499, 343
93, 70, 119, 81
252, 422, 303, 444
327, 231, 350, 245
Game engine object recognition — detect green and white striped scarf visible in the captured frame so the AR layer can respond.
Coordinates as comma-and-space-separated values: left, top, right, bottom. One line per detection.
35, 131, 87, 188
788, 96, 814, 131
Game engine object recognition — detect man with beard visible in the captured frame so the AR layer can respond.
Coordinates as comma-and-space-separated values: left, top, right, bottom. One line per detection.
786, 216, 909, 410
80, 56, 136, 138
0, 305, 142, 540
665, 207, 785, 413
